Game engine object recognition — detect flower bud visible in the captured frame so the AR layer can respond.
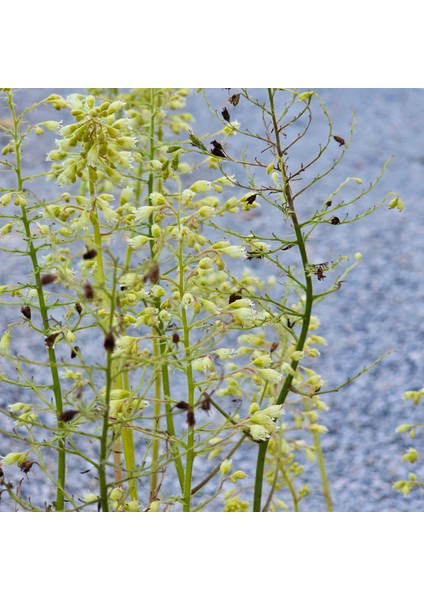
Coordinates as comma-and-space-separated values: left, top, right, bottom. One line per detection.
220, 459, 232, 475
190, 180, 212, 193
1, 452, 28, 466
82, 493, 98, 504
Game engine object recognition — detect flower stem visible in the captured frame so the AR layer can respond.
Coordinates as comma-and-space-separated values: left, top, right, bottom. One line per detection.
8, 91, 66, 511
253, 89, 314, 511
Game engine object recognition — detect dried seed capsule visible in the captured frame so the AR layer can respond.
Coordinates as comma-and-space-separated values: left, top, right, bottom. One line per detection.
228, 93, 240, 106
270, 341, 279, 353
186, 408, 195, 427
144, 264, 160, 284
40, 273, 57, 285
244, 194, 257, 205
104, 331, 115, 352
21, 305, 31, 319
221, 107, 230, 122
45, 332, 61, 347
175, 401, 189, 410
333, 135, 345, 146
330, 216, 340, 225
70, 346, 80, 359
19, 460, 35, 474
83, 248, 97, 260
75, 302, 83, 315
59, 409, 79, 422
83, 282, 94, 300
200, 393, 212, 412
229, 289, 243, 304
172, 332, 180, 344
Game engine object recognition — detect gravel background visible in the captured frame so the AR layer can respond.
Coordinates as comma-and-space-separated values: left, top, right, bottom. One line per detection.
1, 88, 424, 511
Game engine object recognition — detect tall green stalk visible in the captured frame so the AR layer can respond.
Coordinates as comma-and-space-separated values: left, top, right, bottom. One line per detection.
7, 92, 66, 511
253, 89, 314, 512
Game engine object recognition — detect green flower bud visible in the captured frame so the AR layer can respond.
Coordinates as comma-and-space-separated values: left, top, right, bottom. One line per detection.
220, 459, 232, 475
229, 471, 247, 482
190, 180, 212, 193
82, 493, 99, 504
1, 452, 28, 466
256, 368, 284, 384
0, 329, 11, 354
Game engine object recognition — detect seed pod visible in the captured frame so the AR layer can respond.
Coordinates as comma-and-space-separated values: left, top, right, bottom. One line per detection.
70, 346, 80, 359
75, 302, 83, 315
40, 273, 57, 285
210, 140, 226, 158
83, 248, 97, 260
21, 305, 31, 320
330, 216, 340, 225
228, 93, 240, 107
270, 341, 279, 353
229, 289, 243, 304
244, 194, 257, 205
200, 392, 212, 412
19, 460, 35, 474
83, 282, 94, 300
104, 331, 115, 352
186, 408, 195, 427
246, 250, 263, 260
172, 332, 180, 344
144, 263, 160, 284
221, 107, 230, 122
175, 401, 189, 410
59, 409, 79, 422
45, 332, 61, 347
333, 135, 345, 146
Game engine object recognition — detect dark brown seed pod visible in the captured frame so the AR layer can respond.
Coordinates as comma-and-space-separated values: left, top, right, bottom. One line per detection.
83, 282, 94, 300
200, 393, 212, 412
211, 139, 224, 150
186, 408, 195, 427
45, 332, 61, 347
246, 250, 263, 260
21, 305, 31, 320
144, 264, 160, 284
330, 216, 340, 225
19, 460, 35, 474
315, 266, 326, 281
210, 140, 226, 158
40, 273, 57, 285
83, 248, 97, 260
172, 332, 180, 344
221, 107, 230, 122
325, 200, 332, 207
59, 409, 80, 422
270, 341, 279, 353
75, 302, 83, 315
244, 194, 257, 205
333, 135, 345, 146
229, 289, 243, 304
104, 331, 115, 352
70, 346, 80, 359
174, 401, 189, 410
228, 93, 240, 107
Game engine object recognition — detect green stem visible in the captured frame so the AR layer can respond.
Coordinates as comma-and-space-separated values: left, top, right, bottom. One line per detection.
181, 306, 195, 512
99, 347, 112, 512
8, 91, 66, 511
253, 89, 314, 512
303, 397, 333, 511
